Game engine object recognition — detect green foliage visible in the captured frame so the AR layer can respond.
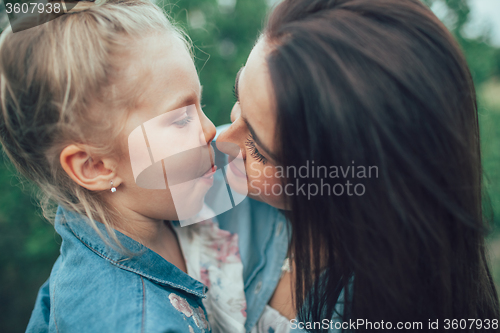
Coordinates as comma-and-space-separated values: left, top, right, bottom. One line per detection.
0, 154, 60, 332
421, 1, 500, 231
478, 80, 500, 292
480, 82, 500, 230
422, 0, 500, 297
165, 0, 269, 126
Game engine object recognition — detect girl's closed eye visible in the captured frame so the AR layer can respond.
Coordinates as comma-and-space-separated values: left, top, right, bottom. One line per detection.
245, 134, 267, 164
173, 114, 193, 128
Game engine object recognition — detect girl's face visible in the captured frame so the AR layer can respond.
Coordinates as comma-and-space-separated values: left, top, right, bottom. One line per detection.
217, 38, 286, 210
113, 33, 216, 221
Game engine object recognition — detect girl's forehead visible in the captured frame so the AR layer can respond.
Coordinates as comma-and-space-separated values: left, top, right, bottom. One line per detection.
114, 34, 200, 138
125, 33, 195, 83
119, 33, 200, 114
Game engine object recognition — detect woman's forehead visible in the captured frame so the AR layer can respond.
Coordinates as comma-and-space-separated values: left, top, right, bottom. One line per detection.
239, 39, 277, 150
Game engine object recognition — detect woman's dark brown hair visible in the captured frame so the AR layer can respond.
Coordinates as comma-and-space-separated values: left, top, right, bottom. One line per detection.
265, 0, 499, 330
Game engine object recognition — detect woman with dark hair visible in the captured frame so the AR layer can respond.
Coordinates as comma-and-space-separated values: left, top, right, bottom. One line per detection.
218, 0, 500, 330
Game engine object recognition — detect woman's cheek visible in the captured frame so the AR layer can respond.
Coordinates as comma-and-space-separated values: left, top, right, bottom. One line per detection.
246, 160, 286, 208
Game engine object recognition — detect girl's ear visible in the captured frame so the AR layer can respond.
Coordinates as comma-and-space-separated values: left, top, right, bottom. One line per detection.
60, 145, 122, 191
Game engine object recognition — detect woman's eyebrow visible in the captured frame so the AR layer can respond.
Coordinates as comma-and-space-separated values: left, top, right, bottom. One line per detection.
242, 116, 279, 162
234, 67, 244, 100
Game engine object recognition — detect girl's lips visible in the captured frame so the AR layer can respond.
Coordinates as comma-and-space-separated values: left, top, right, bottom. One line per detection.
198, 165, 216, 186
228, 159, 246, 178
202, 165, 217, 178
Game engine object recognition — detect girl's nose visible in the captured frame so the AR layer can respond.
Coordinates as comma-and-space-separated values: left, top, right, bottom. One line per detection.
200, 110, 216, 145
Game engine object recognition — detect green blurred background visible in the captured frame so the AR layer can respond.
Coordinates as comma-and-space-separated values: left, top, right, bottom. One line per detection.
0, 0, 499, 331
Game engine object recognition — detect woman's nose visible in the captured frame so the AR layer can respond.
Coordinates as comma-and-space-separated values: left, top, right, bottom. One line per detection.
216, 124, 245, 159
230, 103, 241, 123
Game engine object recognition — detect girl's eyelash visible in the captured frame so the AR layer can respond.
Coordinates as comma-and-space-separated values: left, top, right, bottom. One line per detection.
174, 115, 193, 127
245, 135, 267, 165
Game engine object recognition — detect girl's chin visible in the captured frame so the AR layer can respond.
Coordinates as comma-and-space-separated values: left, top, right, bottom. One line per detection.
169, 183, 212, 219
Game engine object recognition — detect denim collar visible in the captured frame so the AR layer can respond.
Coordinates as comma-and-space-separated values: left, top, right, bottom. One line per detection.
55, 206, 208, 298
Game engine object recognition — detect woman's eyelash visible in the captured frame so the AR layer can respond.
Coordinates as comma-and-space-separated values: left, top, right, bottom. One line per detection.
174, 115, 193, 127
245, 135, 267, 164
233, 85, 239, 102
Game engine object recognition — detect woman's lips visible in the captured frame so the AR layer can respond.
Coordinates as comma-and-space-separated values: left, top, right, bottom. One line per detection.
228, 159, 246, 178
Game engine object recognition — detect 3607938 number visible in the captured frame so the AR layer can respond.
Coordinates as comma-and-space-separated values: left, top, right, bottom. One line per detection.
443, 319, 499, 330
5, 2, 62, 14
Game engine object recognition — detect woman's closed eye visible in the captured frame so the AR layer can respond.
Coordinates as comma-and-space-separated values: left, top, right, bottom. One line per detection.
245, 134, 267, 164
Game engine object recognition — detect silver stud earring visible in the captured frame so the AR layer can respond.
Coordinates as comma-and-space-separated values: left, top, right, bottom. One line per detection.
110, 180, 117, 193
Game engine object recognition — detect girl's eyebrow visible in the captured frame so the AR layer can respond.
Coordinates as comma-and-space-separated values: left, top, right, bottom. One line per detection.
168, 85, 202, 112
171, 93, 197, 111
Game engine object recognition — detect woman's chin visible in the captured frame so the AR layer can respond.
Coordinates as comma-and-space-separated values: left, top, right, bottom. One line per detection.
225, 168, 249, 196
247, 191, 287, 210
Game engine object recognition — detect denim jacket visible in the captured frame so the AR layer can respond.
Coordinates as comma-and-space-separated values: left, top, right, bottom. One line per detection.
26, 200, 289, 333
26, 186, 348, 333
26, 206, 211, 333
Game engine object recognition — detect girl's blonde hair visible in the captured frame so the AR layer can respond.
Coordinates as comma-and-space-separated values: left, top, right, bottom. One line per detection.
0, 0, 190, 247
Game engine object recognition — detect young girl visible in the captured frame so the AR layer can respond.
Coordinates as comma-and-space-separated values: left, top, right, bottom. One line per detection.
0, 1, 284, 332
